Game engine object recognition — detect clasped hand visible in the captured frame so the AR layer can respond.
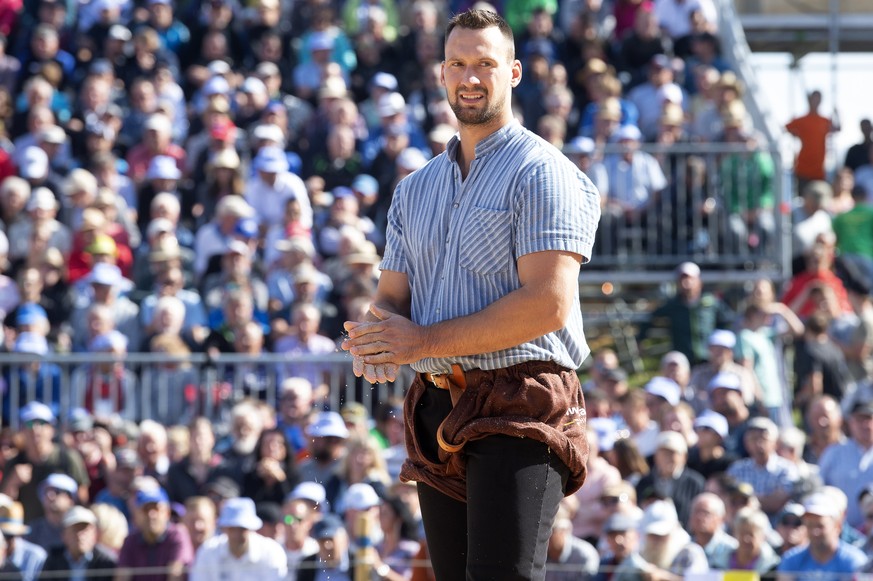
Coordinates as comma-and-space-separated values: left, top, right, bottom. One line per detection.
341, 305, 423, 384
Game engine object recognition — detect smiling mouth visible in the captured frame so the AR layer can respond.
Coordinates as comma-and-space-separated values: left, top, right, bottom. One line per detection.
458, 92, 485, 103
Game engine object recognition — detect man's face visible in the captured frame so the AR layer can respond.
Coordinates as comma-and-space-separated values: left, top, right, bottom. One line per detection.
183, 504, 216, 547
43, 487, 75, 514
606, 528, 637, 560
804, 513, 839, 552
140, 502, 170, 538
224, 526, 248, 552
654, 447, 684, 477
776, 513, 807, 549
25, 419, 54, 447
689, 499, 720, 536
283, 500, 314, 545
63, 522, 97, 558
744, 428, 775, 462
441, 25, 520, 127
849, 412, 873, 448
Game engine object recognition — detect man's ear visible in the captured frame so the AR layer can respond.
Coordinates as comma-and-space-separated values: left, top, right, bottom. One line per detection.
510, 60, 522, 88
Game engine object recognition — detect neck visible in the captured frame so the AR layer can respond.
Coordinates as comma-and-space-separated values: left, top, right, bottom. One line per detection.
810, 541, 837, 563
457, 118, 510, 178
735, 545, 757, 565
230, 535, 249, 558
694, 531, 714, 547
27, 441, 52, 461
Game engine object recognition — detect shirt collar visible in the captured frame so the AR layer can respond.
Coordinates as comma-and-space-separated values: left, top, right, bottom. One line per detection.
446, 121, 521, 163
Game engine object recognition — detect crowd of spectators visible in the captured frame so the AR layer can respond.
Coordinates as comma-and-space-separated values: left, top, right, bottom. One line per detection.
0, 0, 867, 577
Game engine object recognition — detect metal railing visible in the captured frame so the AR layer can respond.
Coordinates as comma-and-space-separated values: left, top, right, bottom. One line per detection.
0, 352, 413, 430
585, 142, 789, 285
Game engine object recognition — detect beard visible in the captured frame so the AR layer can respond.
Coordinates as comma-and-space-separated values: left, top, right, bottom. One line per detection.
448, 88, 502, 126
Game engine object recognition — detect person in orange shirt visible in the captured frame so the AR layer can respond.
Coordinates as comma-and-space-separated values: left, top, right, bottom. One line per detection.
786, 90, 839, 193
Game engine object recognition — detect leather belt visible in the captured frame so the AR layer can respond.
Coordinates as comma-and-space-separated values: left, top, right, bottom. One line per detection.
423, 364, 467, 392
422, 364, 468, 454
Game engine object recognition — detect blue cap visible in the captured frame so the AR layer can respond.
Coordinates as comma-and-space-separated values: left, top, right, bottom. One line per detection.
311, 513, 345, 539
234, 217, 259, 239
16, 303, 48, 326
351, 174, 378, 196
254, 145, 289, 173
136, 487, 169, 506
332, 186, 354, 199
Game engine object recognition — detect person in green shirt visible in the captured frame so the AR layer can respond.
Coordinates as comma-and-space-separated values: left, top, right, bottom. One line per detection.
831, 185, 873, 288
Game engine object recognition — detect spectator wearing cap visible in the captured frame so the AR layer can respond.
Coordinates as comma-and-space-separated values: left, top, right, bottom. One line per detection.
256, 501, 284, 543
135, 153, 187, 236
636, 431, 704, 527
0, 496, 47, 581
282, 483, 321, 581
818, 400, 873, 529
41, 505, 117, 578
775, 503, 808, 557
1, 327, 63, 409
726, 417, 797, 518
545, 505, 600, 581
625, 54, 685, 142
70, 329, 138, 421
362, 90, 428, 167
643, 376, 682, 424
7, 185, 71, 262
563, 136, 608, 195
189, 497, 287, 581
687, 410, 737, 480
297, 411, 350, 487
359, 72, 399, 131
596, 511, 646, 581
637, 500, 709, 579
639, 262, 735, 366
568, 422, 622, 544
25, 473, 80, 551
126, 112, 187, 185
1, 404, 90, 521
687, 329, 760, 412
116, 487, 194, 581
297, 513, 354, 581
246, 144, 313, 230
777, 494, 867, 581
94, 447, 142, 522
192, 195, 256, 277
68, 262, 140, 352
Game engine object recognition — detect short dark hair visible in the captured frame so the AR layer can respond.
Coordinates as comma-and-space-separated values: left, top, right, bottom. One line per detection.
445, 9, 514, 61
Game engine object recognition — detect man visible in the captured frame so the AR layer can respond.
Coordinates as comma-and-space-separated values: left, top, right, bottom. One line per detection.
688, 492, 737, 569
297, 514, 353, 581
596, 511, 646, 581
26, 474, 79, 551
635, 431, 704, 527
282, 489, 320, 581
189, 497, 287, 581
844, 119, 872, 172
777, 494, 866, 581
41, 506, 116, 579
0, 498, 46, 581
785, 90, 839, 189
544, 507, 599, 581
0, 402, 89, 521
636, 500, 709, 580
818, 400, 873, 529
637, 263, 735, 365
727, 417, 798, 518
706, 372, 754, 458
297, 411, 350, 486
687, 410, 736, 480
115, 488, 193, 581
342, 9, 600, 580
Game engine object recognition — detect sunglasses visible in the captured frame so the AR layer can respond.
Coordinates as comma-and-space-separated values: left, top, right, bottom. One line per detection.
780, 517, 803, 528
284, 514, 305, 525
25, 420, 50, 428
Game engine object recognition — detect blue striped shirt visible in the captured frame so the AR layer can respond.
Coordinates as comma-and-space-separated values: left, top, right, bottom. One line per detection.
381, 120, 601, 374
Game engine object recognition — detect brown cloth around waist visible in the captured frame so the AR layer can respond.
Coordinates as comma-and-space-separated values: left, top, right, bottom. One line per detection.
400, 360, 590, 503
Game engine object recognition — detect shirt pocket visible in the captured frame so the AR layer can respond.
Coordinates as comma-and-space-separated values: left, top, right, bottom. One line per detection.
459, 206, 513, 275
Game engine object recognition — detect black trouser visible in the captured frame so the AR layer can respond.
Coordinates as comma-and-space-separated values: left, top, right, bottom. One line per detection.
415, 385, 569, 581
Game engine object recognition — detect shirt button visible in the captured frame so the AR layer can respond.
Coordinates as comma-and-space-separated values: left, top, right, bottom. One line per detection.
453, 203, 459, 208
